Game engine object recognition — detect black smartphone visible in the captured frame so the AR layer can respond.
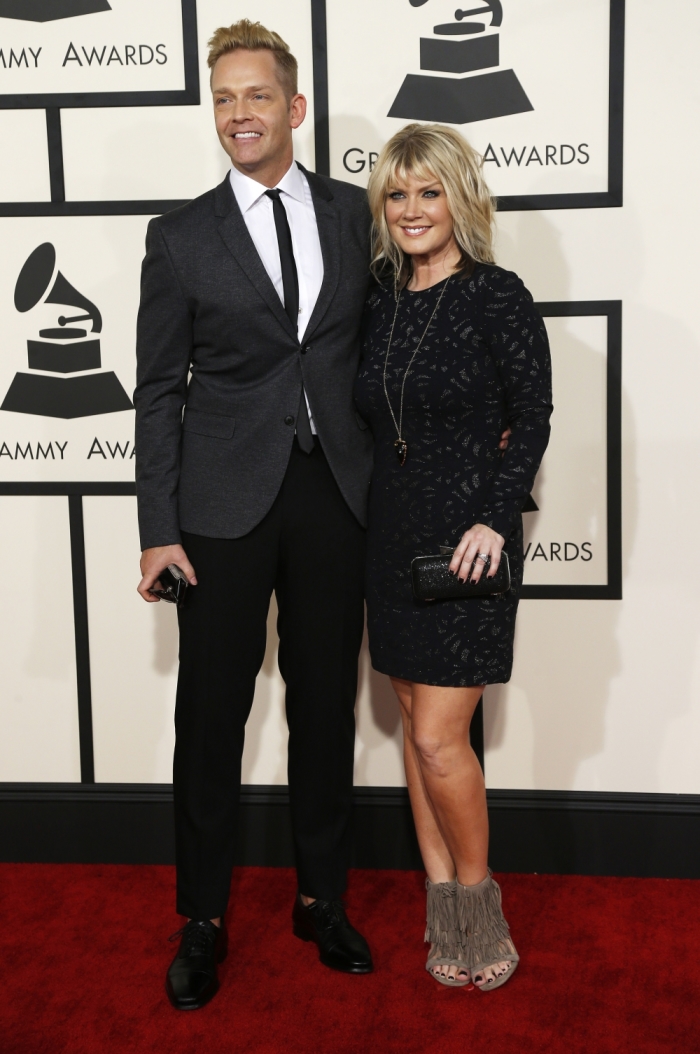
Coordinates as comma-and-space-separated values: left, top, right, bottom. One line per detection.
148, 564, 189, 607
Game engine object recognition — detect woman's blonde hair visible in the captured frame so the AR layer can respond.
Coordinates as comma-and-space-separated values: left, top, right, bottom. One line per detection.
207, 20, 298, 99
367, 123, 496, 285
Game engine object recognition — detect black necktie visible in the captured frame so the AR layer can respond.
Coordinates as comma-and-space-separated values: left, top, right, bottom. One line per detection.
265, 188, 314, 453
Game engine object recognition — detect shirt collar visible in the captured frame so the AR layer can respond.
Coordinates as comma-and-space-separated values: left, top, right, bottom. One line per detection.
229, 161, 305, 214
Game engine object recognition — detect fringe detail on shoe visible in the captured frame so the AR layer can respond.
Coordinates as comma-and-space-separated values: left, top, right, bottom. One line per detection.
456, 870, 517, 972
424, 879, 461, 957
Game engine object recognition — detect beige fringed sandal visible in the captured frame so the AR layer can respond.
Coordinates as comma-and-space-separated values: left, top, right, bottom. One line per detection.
424, 879, 471, 987
457, 869, 519, 992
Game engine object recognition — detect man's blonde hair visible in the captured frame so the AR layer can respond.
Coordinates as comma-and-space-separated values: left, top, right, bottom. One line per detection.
207, 20, 298, 99
367, 123, 496, 285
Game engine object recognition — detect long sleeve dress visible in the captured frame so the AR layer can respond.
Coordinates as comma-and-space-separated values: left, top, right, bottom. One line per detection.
353, 263, 553, 687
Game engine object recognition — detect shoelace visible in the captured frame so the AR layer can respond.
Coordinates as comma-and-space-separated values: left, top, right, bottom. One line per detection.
168, 921, 218, 957
310, 900, 346, 930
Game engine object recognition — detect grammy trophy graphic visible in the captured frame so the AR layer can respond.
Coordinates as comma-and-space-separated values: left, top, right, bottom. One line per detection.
389, 0, 533, 124
1, 243, 132, 419
0, 0, 111, 21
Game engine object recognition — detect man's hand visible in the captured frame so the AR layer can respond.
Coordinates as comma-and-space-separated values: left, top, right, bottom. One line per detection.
499, 427, 512, 451
138, 544, 197, 603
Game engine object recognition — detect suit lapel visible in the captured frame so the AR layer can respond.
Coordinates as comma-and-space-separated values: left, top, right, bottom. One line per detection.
214, 176, 298, 342
300, 168, 341, 343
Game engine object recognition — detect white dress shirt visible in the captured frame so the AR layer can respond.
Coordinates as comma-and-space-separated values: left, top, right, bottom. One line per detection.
229, 162, 324, 432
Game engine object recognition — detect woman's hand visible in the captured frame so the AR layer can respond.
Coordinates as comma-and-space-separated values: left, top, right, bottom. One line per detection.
449, 524, 505, 584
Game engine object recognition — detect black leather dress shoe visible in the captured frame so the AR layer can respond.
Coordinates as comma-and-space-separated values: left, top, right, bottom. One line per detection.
292, 894, 373, 974
165, 919, 228, 1010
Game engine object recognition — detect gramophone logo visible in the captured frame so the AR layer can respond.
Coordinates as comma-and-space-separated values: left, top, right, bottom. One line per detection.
0, 0, 111, 21
389, 0, 533, 124
1, 243, 133, 419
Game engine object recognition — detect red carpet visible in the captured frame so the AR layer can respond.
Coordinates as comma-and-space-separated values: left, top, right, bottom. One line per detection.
1, 865, 698, 1054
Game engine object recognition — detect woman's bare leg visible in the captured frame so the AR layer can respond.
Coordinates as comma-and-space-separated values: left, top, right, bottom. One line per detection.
393, 678, 466, 981
393, 678, 455, 884
391, 677, 512, 986
408, 681, 488, 883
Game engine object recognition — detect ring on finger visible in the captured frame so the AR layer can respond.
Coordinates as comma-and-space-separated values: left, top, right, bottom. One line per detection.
476, 552, 489, 563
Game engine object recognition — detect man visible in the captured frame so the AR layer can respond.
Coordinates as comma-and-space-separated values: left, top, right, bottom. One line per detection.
135, 20, 374, 1010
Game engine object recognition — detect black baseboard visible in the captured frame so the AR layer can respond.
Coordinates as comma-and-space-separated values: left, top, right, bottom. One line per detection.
1, 784, 698, 879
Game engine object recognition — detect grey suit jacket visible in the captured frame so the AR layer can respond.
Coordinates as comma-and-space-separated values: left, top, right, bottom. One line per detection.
134, 167, 374, 550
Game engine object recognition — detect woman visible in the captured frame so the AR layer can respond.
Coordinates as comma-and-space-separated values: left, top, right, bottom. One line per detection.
354, 124, 552, 990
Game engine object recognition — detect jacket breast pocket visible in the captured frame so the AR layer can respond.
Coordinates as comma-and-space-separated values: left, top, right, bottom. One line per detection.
182, 409, 235, 439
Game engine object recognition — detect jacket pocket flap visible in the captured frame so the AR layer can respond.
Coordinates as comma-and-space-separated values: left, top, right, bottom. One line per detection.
182, 409, 235, 439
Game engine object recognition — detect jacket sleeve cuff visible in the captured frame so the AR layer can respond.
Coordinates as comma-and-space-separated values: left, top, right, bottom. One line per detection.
137, 500, 182, 552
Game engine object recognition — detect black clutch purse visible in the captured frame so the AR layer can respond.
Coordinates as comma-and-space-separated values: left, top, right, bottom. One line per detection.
411, 547, 511, 602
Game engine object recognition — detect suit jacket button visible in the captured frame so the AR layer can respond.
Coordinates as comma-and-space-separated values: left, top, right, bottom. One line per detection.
284, 415, 294, 426
301, 345, 309, 354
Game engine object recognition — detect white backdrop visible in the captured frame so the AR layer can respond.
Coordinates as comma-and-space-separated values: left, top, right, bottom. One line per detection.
0, 0, 187, 97
328, 0, 610, 198
523, 313, 609, 589
1, 0, 699, 794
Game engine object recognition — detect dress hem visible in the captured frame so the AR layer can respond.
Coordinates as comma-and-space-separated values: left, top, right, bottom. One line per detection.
370, 653, 510, 689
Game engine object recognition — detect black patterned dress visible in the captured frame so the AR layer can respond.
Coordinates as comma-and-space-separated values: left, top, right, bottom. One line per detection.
353, 264, 553, 687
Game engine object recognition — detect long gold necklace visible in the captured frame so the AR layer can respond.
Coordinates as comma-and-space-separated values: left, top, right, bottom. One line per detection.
382, 276, 452, 466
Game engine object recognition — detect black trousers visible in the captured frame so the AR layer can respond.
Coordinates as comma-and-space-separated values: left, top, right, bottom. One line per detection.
173, 441, 366, 919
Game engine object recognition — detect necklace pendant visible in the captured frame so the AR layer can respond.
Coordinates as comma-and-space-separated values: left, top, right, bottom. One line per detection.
394, 438, 408, 466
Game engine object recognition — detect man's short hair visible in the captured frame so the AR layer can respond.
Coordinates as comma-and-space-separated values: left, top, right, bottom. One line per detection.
207, 19, 298, 99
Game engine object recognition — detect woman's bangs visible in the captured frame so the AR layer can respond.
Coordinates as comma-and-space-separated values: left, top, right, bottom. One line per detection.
385, 156, 439, 193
